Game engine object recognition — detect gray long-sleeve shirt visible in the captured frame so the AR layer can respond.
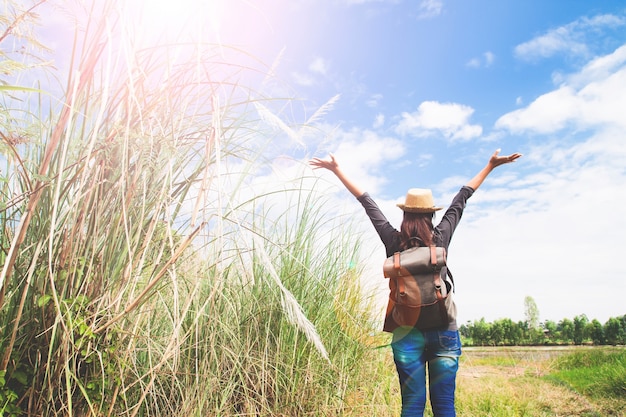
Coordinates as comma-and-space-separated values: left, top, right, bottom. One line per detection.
356, 186, 475, 331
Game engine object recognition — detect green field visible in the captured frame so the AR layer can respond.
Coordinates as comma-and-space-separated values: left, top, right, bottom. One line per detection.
443, 346, 625, 417
319, 340, 626, 417
342, 344, 626, 417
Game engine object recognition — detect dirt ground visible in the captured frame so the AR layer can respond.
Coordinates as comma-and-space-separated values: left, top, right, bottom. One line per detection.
457, 346, 625, 417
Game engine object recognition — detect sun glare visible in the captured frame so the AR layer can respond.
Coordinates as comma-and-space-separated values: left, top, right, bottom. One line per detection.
129, 0, 288, 73
123, 0, 226, 44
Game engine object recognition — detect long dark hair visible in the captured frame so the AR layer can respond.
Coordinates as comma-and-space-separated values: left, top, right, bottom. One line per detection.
399, 211, 435, 251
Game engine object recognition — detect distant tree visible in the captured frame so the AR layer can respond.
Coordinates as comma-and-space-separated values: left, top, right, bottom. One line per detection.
459, 322, 471, 340
542, 320, 558, 338
460, 315, 626, 347
523, 320, 546, 345
572, 314, 589, 345
558, 318, 575, 344
605, 317, 626, 345
524, 296, 540, 329
490, 320, 505, 345
618, 314, 626, 345
543, 320, 557, 331
516, 320, 529, 344
588, 319, 605, 345
500, 319, 523, 346
471, 318, 492, 346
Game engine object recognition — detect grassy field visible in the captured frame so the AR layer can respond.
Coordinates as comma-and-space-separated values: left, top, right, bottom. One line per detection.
451, 346, 624, 416
342, 344, 626, 417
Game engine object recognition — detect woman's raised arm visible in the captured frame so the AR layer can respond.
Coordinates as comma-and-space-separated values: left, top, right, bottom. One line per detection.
309, 154, 365, 198
465, 149, 522, 191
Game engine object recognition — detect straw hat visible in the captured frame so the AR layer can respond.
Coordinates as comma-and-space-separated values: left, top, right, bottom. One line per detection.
397, 188, 442, 213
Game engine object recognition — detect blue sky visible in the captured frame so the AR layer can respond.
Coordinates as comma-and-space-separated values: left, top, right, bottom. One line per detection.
222, 0, 626, 325
18, 0, 626, 325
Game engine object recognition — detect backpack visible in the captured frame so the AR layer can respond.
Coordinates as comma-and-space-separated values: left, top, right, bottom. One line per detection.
382, 245, 456, 332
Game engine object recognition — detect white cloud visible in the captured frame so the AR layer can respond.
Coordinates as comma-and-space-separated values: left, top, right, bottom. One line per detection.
497, 44, 626, 133
496, 86, 581, 133
569, 43, 626, 85
290, 57, 331, 86
515, 27, 588, 61
343, 0, 401, 5
466, 57, 481, 68
416, 0, 443, 19
415, 153, 433, 169
395, 101, 483, 141
329, 128, 407, 195
484, 51, 495, 66
366, 93, 383, 108
514, 13, 626, 61
291, 71, 315, 86
309, 57, 330, 75
467, 51, 495, 68
372, 113, 385, 129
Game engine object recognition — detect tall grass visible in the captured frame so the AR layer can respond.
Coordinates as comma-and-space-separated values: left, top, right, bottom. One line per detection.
0, 1, 387, 415
550, 348, 626, 400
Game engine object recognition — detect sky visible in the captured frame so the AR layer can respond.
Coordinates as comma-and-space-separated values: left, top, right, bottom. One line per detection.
207, 0, 626, 326
12, 0, 626, 326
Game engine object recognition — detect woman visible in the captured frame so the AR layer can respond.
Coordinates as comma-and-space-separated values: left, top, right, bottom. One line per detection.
309, 149, 522, 416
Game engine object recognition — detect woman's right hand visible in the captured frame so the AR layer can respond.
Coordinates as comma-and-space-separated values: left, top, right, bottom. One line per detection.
308, 153, 365, 198
309, 153, 339, 172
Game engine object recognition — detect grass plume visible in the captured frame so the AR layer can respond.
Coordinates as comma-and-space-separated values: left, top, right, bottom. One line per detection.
0, 1, 381, 415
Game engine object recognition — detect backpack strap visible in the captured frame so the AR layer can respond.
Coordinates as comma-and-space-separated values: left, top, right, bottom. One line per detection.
429, 245, 437, 267
446, 267, 455, 292
392, 252, 406, 296
393, 252, 401, 269
431, 243, 455, 292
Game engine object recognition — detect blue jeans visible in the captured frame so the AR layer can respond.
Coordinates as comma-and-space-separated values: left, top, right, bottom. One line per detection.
391, 327, 461, 417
